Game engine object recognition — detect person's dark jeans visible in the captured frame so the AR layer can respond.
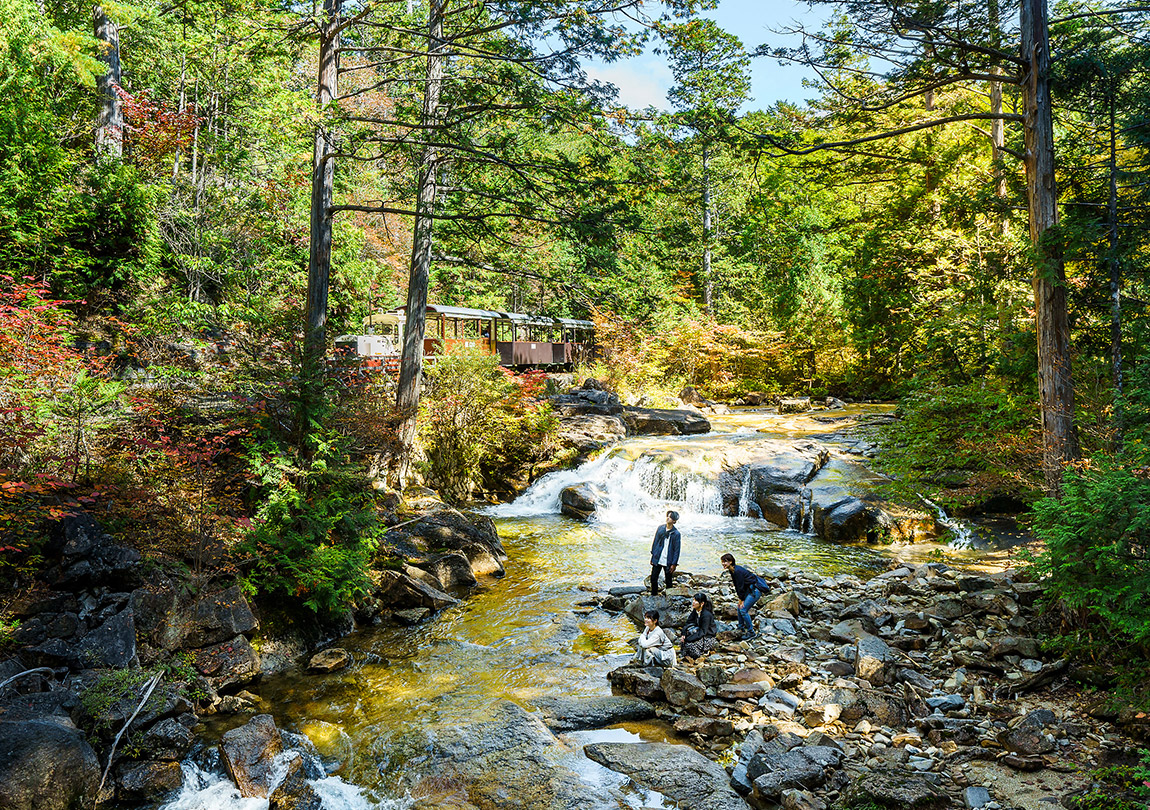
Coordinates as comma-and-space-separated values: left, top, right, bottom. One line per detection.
650, 564, 673, 595
738, 588, 762, 635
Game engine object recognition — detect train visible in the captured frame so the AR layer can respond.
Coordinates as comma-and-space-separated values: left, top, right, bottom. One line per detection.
335, 305, 595, 370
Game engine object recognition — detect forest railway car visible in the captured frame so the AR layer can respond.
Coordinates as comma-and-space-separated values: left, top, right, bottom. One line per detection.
336, 305, 594, 370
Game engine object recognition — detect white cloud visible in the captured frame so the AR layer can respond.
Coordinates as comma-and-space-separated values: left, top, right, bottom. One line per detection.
583, 57, 672, 111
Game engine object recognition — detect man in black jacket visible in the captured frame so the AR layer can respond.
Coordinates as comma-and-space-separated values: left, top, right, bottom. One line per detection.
649, 511, 681, 595
721, 552, 768, 639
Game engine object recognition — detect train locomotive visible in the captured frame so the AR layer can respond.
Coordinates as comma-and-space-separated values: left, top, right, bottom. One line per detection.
335, 305, 595, 371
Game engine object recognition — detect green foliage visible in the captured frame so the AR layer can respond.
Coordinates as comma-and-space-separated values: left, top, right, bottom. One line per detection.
872, 380, 1041, 509
419, 348, 556, 503
79, 668, 155, 733
240, 422, 384, 615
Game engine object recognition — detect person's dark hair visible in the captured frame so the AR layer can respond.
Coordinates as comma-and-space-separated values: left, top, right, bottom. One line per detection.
644, 610, 660, 623
721, 553, 735, 564
692, 592, 712, 612
666, 510, 679, 523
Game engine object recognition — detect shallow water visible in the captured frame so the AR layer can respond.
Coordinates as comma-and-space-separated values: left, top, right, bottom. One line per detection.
162, 408, 918, 809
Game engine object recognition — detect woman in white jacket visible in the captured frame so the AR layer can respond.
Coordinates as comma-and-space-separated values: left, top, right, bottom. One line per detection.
634, 610, 677, 667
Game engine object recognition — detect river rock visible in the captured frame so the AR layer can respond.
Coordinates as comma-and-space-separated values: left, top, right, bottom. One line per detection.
192, 634, 261, 690
394, 608, 432, 625
855, 634, 891, 685
308, 648, 351, 673
623, 593, 692, 629
133, 580, 259, 652
560, 484, 599, 520
416, 552, 478, 589
460, 541, 505, 577
268, 753, 322, 810
375, 570, 460, 612
621, 407, 711, 436
140, 717, 197, 760
116, 760, 184, 802
843, 769, 951, 809
533, 696, 655, 732
989, 636, 1042, 660
661, 669, 706, 706
607, 666, 666, 700
583, 741, 750, 810
556, 414, 627, 454
674, 715, 735, 737
386, 700, 619, 810
220, 714, 283, 798
552, 385, 623, 416
0, 720, 101, 810
778, 397, 811, 414
392, 503, 505, 559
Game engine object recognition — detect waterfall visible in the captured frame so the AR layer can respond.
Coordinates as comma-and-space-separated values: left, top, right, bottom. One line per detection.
737, 467, 753, 517
919, 495, 976, 549
160, 762, 383, 810
799, 488, 814, 535
489, 448, 722, 524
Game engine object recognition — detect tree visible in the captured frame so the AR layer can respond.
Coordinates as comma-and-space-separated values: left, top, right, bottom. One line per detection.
659, 17, 750, 312
758, 0, 1102, 492
93, 4, 123, 161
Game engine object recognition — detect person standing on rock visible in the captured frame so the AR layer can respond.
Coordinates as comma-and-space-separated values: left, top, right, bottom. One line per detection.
634, 609, 677, 667
680, 592, 717, 660
649, 510, 681, 596
721, 553, 769, 640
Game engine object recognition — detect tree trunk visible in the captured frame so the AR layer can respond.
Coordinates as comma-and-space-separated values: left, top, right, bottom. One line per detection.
1107, 89, 1122, 447
93, 5, 122, 161
1021, 0, 1080, 493
702, 146, 713, 313
301, 0, 342, 441
392, 0, 447, 488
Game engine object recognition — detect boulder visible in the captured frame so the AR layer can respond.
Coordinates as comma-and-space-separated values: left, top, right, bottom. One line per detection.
623, 593, 693, 629
854, 634, 892, 685
552, 386, 624, 416
460, 542, 505, 577
77, 608, 137, 669
132, 581, 259, 652
560, 484, 599, 520
116, 760, 184, 802
843, 769, 951, 809
661, 669, 706, 707
778, 397, 811, 414
375, 570, 460, 612
532, 696, 655, 732
583, 742, 750, 810
308, 648, 352, 673
607, 666, 666, 701
391, 503, 505, 559
140, 717, 196, 760
621, 407, 711, 436
416, 552, 477, 590
556, 414, 627, 455
219, 714, 283, 798
268, 753, 322, 810
394, 608, 432, 625
750, 746, 843, 802
0, 720, 101, 810
192, 634, 261, 690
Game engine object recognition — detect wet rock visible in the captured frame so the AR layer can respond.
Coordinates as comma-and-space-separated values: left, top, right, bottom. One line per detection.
140, 717, 196, 760
584, 741, 750, 810
843, 769, 951, 809
308, 648, 352, 673
560, 484, 599, 520
674, 716, 734, 737
533, 696, 656, 732
661, 669, 706, 707
779, 397, 811, 414
460, 542, 505, 577
394, 608, 432, 625
0, 720, 101, 810
268, 753, 322, 810
116, 760, 184, 802
375, 570, 460, 612
220, 714, 284, 798
77, 608, 136, 669
218, 690, 262, 714
420, 551, 478, 591
192, 634, 261, 690
621, 407, 711, 436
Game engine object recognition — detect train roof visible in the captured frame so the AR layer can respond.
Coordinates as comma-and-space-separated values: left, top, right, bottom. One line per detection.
370, 306, 593, 329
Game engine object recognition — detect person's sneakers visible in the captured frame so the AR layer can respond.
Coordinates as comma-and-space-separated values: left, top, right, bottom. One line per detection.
741, 630, 759, 640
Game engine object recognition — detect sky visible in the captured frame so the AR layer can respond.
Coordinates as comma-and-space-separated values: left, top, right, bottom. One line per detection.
582, 0, 832, 112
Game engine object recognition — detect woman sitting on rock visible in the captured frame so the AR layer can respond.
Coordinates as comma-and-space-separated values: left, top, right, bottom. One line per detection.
634, 609, 677, 667
680, 592, 717, 661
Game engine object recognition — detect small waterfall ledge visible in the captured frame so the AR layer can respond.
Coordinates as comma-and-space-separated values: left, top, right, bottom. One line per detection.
493, 437, 939, 546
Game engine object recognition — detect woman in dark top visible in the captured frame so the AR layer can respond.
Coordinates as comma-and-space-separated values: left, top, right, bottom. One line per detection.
680, 592, 717, 660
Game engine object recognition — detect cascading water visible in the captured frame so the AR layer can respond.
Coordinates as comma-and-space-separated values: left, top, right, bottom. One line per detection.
490, 447, 723, 527
737, 467, 753, 518
919, 495, 977, 549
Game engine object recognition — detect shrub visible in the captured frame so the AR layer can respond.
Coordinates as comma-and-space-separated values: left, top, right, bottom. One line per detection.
419, 348, 556, 502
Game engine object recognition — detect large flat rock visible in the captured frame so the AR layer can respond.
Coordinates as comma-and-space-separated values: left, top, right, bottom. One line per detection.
622, 407, 711, 436
583, 742, 751, 810
532, 696, 656, 732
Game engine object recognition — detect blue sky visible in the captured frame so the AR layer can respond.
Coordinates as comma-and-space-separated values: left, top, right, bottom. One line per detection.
583, 0, 831, 112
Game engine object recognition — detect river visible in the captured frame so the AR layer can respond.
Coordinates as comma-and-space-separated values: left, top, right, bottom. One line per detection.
160, 407, 945, 809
